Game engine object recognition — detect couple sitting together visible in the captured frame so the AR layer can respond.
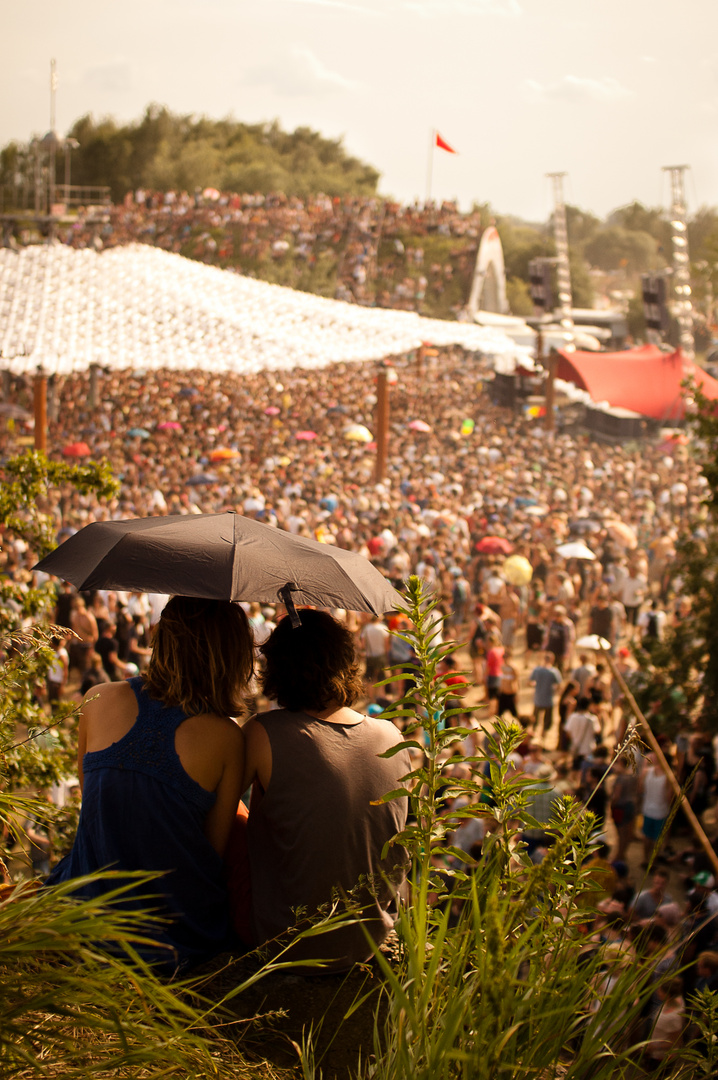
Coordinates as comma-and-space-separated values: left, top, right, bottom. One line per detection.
47, 597, 410, 973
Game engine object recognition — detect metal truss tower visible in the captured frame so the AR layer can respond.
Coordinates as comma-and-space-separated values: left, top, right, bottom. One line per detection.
663, 164, 694, 361
547, 172, 574, 350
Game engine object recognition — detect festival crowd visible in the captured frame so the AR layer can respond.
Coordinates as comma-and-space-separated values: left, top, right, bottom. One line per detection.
2, 341, 715, 1059
26, 191, 481, 310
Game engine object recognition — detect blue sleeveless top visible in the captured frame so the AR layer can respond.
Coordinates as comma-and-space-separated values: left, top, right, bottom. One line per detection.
47, 677, 230, 970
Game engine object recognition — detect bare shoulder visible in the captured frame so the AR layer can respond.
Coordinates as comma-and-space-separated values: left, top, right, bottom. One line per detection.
81, 679, 136, 714
183, 710, 244, 748
241, 715, 268, 746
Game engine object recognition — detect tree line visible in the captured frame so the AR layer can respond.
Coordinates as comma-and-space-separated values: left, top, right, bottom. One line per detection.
1, 106, 717, 340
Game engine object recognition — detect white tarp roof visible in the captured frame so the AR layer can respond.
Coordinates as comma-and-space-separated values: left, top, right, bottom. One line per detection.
0, 244, 534, 375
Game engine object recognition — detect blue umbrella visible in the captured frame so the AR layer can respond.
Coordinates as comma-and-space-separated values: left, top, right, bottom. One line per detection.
128, 427, 151, 439
186, 473, 220, 486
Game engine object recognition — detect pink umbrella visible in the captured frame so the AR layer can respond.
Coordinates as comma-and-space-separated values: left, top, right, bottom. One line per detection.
264, 406, 281, 416
296, 431, 318, 441
157, 421, 182, 432
408, 419, 432, 433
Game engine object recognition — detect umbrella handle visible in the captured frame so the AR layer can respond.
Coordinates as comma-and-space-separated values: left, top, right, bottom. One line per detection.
279, 584, 302, 629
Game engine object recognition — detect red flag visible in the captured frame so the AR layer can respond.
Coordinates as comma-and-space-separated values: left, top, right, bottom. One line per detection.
435, 132, 457, 154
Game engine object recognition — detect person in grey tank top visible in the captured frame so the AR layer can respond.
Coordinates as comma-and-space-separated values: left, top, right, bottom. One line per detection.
237, 609, 411, 971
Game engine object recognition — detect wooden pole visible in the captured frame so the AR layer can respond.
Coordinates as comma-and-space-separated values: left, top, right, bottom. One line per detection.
426, 129, 435, 204
89, 362, 100, 409
544, 347, 556, 433
605, 650, 718, 881
34, 369, 47, 452
374, 368, 389, 483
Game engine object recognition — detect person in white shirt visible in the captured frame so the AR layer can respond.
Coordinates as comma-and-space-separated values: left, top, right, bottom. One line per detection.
563, 696, 601, 767
620, 565, 647, 641
360, 614, 391, 700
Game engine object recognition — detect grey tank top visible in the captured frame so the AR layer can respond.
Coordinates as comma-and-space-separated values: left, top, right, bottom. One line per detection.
246, 709, 410, 969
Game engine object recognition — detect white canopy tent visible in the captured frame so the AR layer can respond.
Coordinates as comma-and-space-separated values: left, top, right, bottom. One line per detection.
0, 244, 534, 375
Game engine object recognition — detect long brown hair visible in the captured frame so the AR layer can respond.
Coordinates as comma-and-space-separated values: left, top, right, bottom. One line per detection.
144, 596, 253, 717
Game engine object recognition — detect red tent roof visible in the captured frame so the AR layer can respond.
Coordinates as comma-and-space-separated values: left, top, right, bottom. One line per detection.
555, 345, 718, 422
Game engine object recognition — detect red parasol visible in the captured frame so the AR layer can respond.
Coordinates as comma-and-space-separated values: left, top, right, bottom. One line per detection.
62, 441, 92, 458
475, 536, 513, 555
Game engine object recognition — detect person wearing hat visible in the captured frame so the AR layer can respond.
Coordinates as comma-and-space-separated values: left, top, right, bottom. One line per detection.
691, 871, 718, 916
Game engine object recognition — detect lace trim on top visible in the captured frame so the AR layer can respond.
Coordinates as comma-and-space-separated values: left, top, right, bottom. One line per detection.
82, 677, 216, 813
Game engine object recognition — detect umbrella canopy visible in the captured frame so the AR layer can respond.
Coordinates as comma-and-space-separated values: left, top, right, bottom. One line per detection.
264, 406, 281, 416
33, 512, 403, 615
157, 421, 182, 432
568, 518, 602, 535
186, 473, 220, 486
127, 427, 151, 439
576, 634, 611, 651
605, 521, 638, 549
0, 402, 32, 420
502, 555, 533, 586
208, 447, 240, 463
344, 423, 373, 443
408, 419, 432, 433
62, 441, 92, 457
476, 536, 513, 555
556, 540, 597, 561
296, 431, 318, 441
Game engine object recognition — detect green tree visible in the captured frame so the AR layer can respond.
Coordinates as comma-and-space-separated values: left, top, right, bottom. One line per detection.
583, 225, 662, 274
60, 107, 380, 201
0, 451, 118, 801
608, 200, 668, 245
564, 204, 601, 252
506, 276, 534, 317
631, 383, 718, 734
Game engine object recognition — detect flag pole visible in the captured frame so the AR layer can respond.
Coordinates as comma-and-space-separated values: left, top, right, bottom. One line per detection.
426, 128, 435, 204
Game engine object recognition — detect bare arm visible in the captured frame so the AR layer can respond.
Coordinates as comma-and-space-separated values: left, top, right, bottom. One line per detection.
203, 723, 245, 858
241, 718, 272, 794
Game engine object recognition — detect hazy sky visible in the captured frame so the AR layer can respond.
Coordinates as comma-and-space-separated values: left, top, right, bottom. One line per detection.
3, 0, 717, 222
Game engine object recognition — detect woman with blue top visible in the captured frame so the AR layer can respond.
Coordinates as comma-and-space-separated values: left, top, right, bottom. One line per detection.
47, 595, 253, 972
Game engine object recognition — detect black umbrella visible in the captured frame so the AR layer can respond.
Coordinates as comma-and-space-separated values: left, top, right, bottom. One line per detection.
568, 518, 602, 535
33, 512, 403, 618
186, 473, 220, 486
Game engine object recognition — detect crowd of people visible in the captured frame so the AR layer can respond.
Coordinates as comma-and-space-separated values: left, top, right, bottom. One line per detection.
2, 339, 715, 1056
16, 191, 482, 311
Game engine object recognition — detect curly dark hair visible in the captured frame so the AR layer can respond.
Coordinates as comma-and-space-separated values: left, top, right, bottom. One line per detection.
260, 609, 363, 712
144, 596, 254, 717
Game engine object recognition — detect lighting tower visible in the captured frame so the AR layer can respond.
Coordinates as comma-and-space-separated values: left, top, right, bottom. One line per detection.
663, 165, 694, 361
547, 172, 574, 351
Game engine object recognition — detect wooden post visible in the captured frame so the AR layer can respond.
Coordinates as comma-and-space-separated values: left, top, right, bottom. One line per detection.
89, 363, 100, 409
544, 347, 556, 433
34, 368, 47, 452
374, 367, 389, 483
605, 650, 718, 881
